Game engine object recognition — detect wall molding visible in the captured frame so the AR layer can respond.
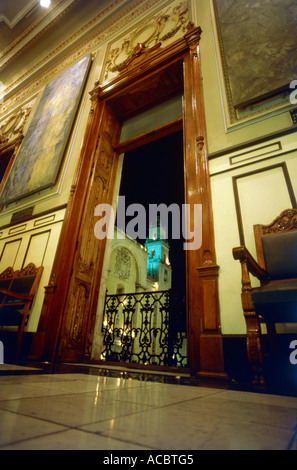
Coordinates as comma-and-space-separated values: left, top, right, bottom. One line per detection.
0, 204, 67, 232
232, 163, 297, 246
209, 123, 297, 160
0, 0, 81, 70
210, 148, 297, 178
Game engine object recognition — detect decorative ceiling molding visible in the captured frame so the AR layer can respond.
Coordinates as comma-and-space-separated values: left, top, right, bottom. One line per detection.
0, 0, 126, 103
0, 1, 37, 29
0, 0, 80, 70
1, 0, 188, 116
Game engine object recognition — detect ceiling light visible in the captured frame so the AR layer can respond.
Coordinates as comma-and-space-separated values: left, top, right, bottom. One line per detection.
40, 0, 51, 8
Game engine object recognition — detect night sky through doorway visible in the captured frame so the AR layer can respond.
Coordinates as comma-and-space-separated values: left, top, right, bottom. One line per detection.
116, 130, 186, 294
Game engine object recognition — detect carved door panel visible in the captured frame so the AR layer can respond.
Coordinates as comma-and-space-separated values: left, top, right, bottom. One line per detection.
56, 104, 120, 362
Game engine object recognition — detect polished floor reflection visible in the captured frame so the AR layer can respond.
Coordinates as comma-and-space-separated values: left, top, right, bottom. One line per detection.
0, 363, 296, 450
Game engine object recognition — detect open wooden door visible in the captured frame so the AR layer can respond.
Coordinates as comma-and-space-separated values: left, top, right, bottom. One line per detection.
56, 103, 121, 362
30, 25, 226, 379
29, 99, 121, 363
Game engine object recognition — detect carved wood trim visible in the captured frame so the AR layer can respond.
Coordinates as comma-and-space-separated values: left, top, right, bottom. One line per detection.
261, 208, 297, 234
0, 266, 15, 279
253, 207, 297, 271
115, 118, 183, 154
31, 24, 225, 378
0, 134, 24, 202
96, 24, 201, 104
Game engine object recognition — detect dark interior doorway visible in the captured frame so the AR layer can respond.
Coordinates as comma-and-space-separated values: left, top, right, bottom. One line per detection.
118, 130, 186, 295
101, 130, 188, 368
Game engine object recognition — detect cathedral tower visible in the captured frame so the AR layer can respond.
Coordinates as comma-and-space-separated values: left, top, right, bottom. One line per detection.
144, 218, 172, 291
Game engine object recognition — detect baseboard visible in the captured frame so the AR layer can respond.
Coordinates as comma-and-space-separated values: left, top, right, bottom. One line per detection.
0, 331, 34, 362
222, 334, 297, 396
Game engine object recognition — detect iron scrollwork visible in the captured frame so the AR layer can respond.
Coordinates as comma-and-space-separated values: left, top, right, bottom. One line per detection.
101, 289, 187, 368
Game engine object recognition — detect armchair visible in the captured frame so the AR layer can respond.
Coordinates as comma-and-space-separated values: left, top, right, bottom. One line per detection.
233, 208, 297, 390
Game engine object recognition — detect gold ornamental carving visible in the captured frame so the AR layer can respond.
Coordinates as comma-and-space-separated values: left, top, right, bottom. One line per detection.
102, 0, 189, 82
0, 105, 32, 146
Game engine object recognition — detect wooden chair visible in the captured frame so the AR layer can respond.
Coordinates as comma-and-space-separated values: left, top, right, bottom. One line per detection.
0, 263, 43, 357
233, 208, 297, 390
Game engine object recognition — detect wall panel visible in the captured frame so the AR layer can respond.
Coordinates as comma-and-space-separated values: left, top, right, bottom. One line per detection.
23, 231, 50, 268
0, 208, 65, 332
210, 133, 297, 335
233, 164, 295, 253
0, 239, 21, 271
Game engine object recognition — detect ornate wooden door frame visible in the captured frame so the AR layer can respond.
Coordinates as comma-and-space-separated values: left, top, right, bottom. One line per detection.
30, 25, 226, 378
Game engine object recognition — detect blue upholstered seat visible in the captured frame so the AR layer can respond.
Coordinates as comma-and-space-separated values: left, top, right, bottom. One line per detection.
251, 230, 297, 322
261, 231, 297, 280
252, 280, 297, 304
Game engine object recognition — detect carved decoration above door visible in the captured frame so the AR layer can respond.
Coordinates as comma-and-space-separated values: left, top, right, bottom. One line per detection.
101, 0, 190, 83
0, 103, 33, 146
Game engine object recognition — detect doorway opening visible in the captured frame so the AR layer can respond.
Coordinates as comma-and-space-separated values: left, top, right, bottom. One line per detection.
44, 28, 224, 377
100, 130, 188, 368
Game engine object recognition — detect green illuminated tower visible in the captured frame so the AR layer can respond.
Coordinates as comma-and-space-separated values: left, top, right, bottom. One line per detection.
144, 218, 172, 291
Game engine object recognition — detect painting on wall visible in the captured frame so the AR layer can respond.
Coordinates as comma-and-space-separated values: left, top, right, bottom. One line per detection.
0, 55, 91, 206
214, 0, 297, 108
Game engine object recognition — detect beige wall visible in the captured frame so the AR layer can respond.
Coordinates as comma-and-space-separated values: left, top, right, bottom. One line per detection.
193, 0, 297, 334
210, 134, 297, 334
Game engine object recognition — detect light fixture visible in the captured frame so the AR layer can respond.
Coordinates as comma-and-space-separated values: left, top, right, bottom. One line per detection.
40, 0, 51, 8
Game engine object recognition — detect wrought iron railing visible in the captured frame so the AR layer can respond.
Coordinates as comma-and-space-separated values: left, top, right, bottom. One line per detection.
101, 290, 187, 367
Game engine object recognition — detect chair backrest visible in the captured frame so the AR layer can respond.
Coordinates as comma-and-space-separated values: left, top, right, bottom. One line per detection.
0, 263, 43, 305
253, 208, 297, 280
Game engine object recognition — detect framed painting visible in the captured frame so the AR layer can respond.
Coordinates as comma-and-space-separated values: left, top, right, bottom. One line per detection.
0, 55, 91, 206
213, 0, 297, 108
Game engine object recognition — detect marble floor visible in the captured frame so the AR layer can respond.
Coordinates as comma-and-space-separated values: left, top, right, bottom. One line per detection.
0, 362, 296, 451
